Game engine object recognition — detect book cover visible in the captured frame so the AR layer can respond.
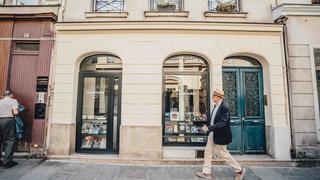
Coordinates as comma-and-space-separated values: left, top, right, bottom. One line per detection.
177, 136, 185, 142
185, 112, 192, 121
165, 123, 173, 133
81, 122, 91, 134
167, 137, 177, 142
178, 122, 186, 133
170, 111, 179, 121
81, 136, 94, 148
92, 138, 101, 149
173, 124, 178, 133
100, 137, 107, 149
101, 122, 107, 134
88, 122, 101, 134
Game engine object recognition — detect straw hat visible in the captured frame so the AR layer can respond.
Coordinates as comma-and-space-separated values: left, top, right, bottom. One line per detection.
213, 89, 224, 98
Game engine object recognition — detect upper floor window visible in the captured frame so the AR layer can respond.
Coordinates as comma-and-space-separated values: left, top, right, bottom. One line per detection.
16, 0, 38, 5
150, 0, 183, 11
208, 0, 240, 12
94, 0, 125, 12
312, 0, 320, 4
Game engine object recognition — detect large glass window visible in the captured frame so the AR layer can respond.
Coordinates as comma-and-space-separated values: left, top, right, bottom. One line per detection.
163, 55, 209, 146
94, 0, 125, 12
150, 0, 183, 11
208, 0, 240, 12
314, 49, 320, 115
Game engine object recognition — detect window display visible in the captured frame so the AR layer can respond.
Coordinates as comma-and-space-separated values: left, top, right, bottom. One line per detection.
163, 55, 209, 145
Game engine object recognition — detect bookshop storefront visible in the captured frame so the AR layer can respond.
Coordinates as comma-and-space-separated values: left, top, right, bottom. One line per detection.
48, 22, 292, 160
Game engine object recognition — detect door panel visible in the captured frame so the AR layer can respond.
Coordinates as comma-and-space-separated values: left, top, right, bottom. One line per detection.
76, 73, 121, 153
223, 69, 242, 154
223, 67, 265, 154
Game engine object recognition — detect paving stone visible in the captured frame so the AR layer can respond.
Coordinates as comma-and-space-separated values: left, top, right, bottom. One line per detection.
69, 163, 103, 180
147, 166, 171, 180
117, 166, 148, 179
48, 171, 74, 180
169, 167, 198, 179
96, 165, 121, 180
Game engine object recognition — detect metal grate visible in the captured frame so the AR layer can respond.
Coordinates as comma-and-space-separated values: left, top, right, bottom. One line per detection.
94, 0, 125, 12
208, 0, 239, 12
150, 0, 183, 11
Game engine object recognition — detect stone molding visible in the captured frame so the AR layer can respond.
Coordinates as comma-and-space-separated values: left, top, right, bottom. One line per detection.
273, 4, 320, 19
144, 11, 189, 17
55, 21, 283, 33
204, 11, 248, 18
85, 12, 129, 18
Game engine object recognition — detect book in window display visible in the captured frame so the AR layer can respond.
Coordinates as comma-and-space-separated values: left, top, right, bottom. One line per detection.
165, 123, 173, 133
165, 112, 170, 121
92, 138, 101, 149
101, 122, 107, 134
185, 112, 192, 121
170, 111, 179, 121
88, 122, 101, 134
173, 123, 178, 133
177, 136, 185, 142
178, 122, 186, 133
81, 122, 91, 134
81, 136, 94, 148
167, 137, 177, 142
100, 137, 107, 149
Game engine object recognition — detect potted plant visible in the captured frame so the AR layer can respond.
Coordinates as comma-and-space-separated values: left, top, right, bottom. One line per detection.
215, 2, 237, 12
156, 0, 177, 11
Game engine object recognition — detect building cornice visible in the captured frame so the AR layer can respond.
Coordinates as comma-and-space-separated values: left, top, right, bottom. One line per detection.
273, 4, 320, 20
0, 12, 57, 21
54, 21, 283, 33
0, 5, 59, 17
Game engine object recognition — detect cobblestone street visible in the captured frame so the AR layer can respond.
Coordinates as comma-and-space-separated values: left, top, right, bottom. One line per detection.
0, 159, 320, 180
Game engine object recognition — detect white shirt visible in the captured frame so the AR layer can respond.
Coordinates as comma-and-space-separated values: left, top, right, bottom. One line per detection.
210, 100, 223, 126
0, 97, 19, 118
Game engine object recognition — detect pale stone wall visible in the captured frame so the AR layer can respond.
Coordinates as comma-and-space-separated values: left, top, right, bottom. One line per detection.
285, 16, 320, 158
62, 0, 273, 23
47, 22, 291, 160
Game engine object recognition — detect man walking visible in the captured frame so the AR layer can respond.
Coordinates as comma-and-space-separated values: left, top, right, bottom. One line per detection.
196, 89, 245, 180
0, 90, 19, 168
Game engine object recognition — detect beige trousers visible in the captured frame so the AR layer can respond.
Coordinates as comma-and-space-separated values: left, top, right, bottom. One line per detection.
202, 132, 242, 174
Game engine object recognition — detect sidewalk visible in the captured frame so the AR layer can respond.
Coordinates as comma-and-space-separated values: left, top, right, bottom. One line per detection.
0, 159, 320, 180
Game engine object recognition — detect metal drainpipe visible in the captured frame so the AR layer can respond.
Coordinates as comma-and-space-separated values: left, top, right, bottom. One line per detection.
275, 16, 296, 158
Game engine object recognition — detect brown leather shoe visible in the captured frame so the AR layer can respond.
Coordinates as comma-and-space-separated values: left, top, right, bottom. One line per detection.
235, 168, 246, 180
195, 172, 213, 179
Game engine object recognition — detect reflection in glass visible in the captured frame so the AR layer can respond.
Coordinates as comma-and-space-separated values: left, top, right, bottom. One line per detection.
223, 56, 261, 67
163, 55, 209, 144
81, 77, 109, 149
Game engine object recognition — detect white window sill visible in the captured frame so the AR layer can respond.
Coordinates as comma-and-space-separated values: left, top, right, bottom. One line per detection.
204, 11, 248, 18
85, 12, 128, 18
144, 11, 189, 17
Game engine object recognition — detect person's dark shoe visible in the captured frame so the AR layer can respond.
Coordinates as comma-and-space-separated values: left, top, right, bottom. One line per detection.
0, 161, 3, 166
3, 161, 18, 168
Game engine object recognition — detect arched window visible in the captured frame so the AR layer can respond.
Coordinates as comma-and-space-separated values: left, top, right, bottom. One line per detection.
77, 54, 122, 153
80, 54, 122, 71
163, 55, 210, 145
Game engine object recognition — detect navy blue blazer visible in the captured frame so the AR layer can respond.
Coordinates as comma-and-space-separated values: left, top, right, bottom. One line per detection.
207, 100, 232, 145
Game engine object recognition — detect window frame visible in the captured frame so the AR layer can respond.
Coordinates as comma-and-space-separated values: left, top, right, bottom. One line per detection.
208, 0, 241, 13
12, 41, 40, 54
93, 0, 125, 12
150, 0, 184, 11
162, 55, 211, 146
311, 47, 320, 143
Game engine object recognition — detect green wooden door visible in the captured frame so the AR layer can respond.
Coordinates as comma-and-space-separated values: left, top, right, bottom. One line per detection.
223, 67, 265, 154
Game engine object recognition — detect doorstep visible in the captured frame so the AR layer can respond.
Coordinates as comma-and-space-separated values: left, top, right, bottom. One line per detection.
47, 154, 320, 167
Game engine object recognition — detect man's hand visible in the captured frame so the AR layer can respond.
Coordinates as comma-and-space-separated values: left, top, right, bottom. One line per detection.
202, 125, 209, 133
